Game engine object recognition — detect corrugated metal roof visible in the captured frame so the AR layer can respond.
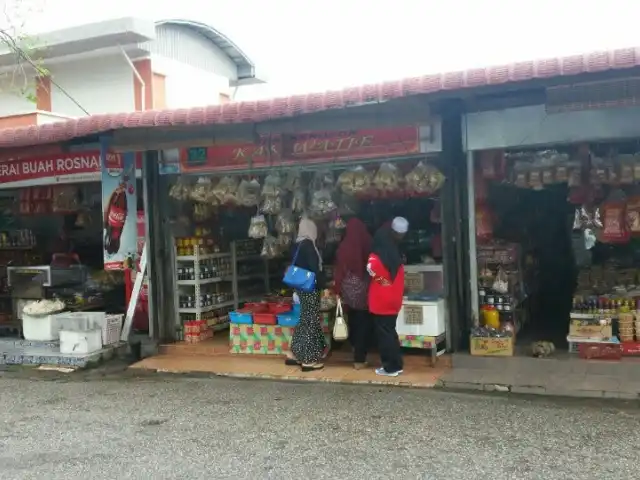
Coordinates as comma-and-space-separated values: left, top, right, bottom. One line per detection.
1, 46, 639, 150
155, 19, 256, 80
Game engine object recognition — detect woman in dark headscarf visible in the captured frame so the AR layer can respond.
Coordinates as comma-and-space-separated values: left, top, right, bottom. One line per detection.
334, 218, 373, 369
367, 217, 408, 377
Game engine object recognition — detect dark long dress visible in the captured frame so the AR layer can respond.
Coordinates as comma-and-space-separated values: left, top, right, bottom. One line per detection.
290, 240, 326, 364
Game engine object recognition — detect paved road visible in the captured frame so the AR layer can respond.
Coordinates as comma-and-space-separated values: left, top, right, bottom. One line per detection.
0, 373, 639, 479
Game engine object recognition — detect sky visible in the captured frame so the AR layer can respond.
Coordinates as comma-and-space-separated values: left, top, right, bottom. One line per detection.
9, 0, 640, 100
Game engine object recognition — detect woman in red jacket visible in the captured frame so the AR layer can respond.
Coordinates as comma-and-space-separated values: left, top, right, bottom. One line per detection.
367, 217, 408, 377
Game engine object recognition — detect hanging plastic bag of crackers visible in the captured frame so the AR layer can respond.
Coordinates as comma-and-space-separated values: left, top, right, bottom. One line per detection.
600, 190, 630, 244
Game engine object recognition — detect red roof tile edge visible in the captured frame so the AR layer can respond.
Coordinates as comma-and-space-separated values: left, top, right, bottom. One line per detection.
1, 46, 639, 149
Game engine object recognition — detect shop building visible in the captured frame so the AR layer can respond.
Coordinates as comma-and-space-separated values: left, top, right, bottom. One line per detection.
2, 45, 640, 381
0, 17, 263, 129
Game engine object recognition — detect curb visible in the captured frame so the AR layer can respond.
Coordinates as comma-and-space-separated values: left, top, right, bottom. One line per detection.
435, 380, 640, 400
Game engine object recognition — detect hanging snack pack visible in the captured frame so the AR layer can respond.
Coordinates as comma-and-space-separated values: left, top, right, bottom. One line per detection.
275, 209, 296, 236
284, 169, 302, 191
309, 170, 337, 217
169, 177, 191, 201
261, 173, 284, 215
372, 162, 402, 196
190, 177, 216, 204
237, 179, 261, 207
291, 188, 307, 214
337, 166, 372, 196
52, 185, 79, 212
248, 214, 268, 239
213, 176, 240, 205
261, 236, 279, 259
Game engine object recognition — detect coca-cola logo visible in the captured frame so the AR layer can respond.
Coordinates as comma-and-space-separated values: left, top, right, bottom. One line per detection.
108, 208, 126, 227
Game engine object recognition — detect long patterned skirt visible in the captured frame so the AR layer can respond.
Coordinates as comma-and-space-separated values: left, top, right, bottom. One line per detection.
291, 290, 325, 364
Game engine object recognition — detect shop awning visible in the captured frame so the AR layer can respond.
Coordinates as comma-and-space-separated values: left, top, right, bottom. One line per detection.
1, 46, 639, 150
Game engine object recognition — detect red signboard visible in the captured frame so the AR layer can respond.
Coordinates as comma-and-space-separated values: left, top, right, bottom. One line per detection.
0, 151, 140, 188
179, 126, 421, 173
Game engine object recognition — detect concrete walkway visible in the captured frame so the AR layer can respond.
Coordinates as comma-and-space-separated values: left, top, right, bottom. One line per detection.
439, 354, 640, 399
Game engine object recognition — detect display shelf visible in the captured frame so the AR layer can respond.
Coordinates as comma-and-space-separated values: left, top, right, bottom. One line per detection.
176, 252, 231, 262
174, 241, 270, 339
176, 277, 224, 286
178, 300, 235, 313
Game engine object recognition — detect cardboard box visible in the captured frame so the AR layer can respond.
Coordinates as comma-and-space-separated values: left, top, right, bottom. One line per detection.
470, 336, 514, 356
568, 323, 612, 339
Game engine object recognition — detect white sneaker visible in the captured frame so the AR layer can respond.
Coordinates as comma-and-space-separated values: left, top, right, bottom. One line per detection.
375, 367, 403, 377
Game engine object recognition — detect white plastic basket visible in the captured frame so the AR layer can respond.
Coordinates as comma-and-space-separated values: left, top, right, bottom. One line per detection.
54, 312, 106, 333
103, 314, 124, 345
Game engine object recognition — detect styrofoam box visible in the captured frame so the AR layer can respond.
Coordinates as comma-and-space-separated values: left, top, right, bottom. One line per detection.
23, 313, 59, 342
60, 329, 103, 355
396, 298, 446, 337
54, 312, 106, 333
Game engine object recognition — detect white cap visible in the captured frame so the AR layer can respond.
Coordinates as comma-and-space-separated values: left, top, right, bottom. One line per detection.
391, 217, 409, 234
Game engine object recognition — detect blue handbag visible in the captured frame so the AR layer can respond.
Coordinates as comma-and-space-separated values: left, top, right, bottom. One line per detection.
283, 243, 316, 292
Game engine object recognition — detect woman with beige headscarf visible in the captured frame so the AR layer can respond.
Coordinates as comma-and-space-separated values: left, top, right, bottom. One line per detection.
285, 217, 326, 371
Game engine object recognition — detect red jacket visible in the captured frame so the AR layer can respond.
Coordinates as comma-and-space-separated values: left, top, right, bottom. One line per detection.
366, 253, 404, 315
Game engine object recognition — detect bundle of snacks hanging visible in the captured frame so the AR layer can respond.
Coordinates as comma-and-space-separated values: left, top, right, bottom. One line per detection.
169, 177, 191, 201
283, 169, 302, 191
627, 195, 640, 236
190, 177, 216, 204
237, 179, 261, 207
405, 161, 445, 196
261, 236, 280, 259
309, 170, 337, 217
372, 162, 402, 196
193, 203, 215, 222
275, 209, 296, 236
213, 176, 240, 205
337, 166, 372, 196
261, 173, 284, 215
291, 188, 307, 214
248, 214, 268, 239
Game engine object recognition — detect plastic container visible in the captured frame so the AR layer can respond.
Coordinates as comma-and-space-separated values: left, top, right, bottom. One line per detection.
229, 311, 253, 325
482, 305, 500, 329
253, 313, 277, 325
22, 313, 58, 341
60, 328, 103, 355
54, 312, 106, 332
277, 314, 299, 327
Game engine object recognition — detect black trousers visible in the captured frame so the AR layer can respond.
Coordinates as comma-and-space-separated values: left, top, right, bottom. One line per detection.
373, 314, 403, 373
348, 309, 373, 363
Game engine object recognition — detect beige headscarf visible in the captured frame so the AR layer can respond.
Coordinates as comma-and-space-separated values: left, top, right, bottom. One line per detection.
296, 217, 322, 271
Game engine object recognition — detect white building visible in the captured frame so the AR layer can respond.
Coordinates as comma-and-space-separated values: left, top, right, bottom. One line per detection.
0, 17, 263, 129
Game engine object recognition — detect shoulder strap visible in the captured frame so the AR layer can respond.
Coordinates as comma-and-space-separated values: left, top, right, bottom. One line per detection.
292, 242, 303, 264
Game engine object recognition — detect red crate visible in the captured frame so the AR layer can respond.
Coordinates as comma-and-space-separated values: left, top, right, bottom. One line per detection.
268, 303, 292, 314
253, 313, 277, 325
244, 303, 269, 313
578, 343, 623, 360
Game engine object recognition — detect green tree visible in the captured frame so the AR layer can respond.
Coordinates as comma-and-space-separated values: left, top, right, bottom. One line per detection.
0, 0, 47, 102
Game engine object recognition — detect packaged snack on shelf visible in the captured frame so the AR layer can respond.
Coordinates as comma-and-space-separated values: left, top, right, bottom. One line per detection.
337, 166, 372, 196
262, 172, 283, 197
52, 185, 79, 212
190, 177, 216, 204
618, 154, 635, 184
